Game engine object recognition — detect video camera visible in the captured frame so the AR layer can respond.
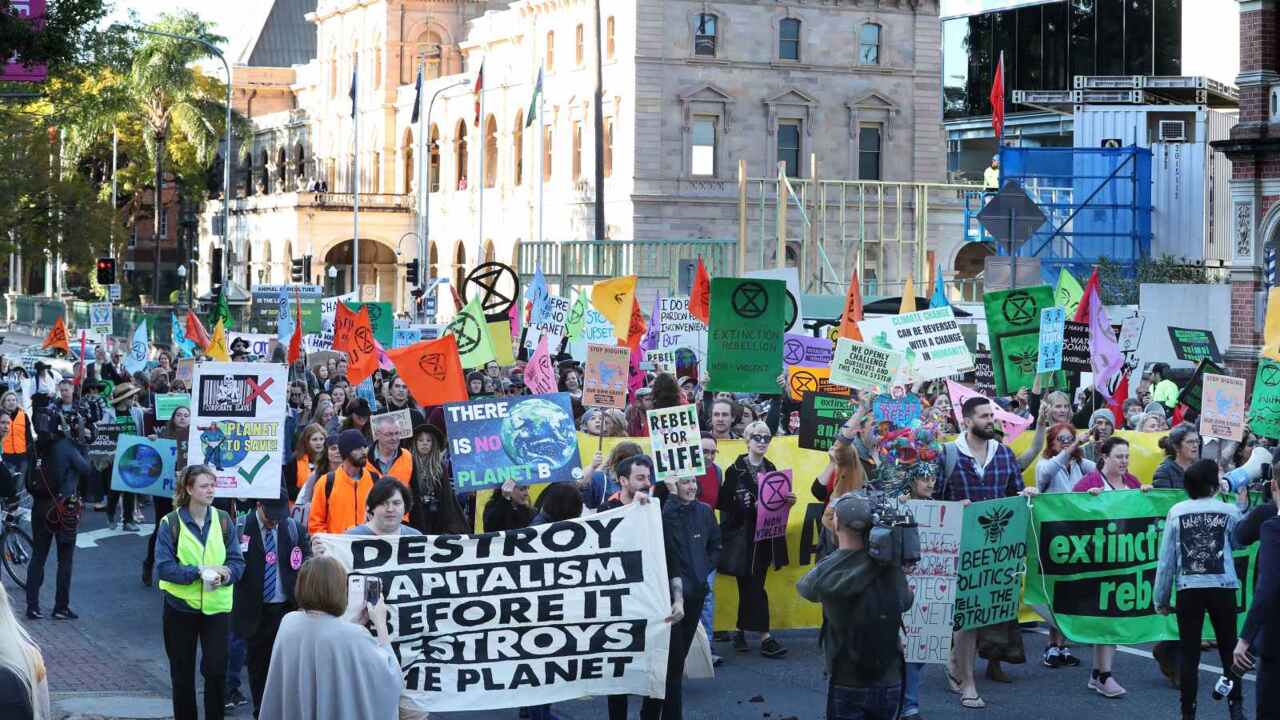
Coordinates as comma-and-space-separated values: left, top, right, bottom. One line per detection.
864, 490, 921, 567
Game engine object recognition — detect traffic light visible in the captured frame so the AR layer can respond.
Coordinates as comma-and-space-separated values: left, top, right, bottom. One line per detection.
406, 259, 420, 286
291, 257, 306, 283
96, 257, 116, 285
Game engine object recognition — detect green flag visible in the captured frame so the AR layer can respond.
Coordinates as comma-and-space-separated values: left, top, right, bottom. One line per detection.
1054, 268, 1084, 318
211, 288, 233, 331
565, 291, 588, 341
705, 277, 785, 394
446, 296, 496, 369
525, 66, 543, 128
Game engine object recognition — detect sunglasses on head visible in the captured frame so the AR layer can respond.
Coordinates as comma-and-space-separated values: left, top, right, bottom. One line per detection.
748, 433, 771, 444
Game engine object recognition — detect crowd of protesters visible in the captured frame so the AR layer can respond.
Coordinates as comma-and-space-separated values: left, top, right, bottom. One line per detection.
2, 320, 1280, 720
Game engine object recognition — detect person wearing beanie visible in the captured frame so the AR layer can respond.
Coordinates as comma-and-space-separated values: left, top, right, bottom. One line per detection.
307, 429, 382, 535
1082, 409, 1117, 464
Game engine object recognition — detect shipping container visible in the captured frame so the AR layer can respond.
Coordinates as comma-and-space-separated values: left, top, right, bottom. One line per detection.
1072, 104, 1237, 265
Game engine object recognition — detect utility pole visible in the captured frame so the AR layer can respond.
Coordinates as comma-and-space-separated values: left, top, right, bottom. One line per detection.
592, 0, 605, 241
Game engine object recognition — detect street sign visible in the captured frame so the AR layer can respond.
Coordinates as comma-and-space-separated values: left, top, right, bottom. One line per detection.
108, 284, 121, 301
976, 180, 1049, 251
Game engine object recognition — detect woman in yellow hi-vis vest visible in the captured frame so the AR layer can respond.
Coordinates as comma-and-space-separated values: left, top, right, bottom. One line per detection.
155, 464, 245, 720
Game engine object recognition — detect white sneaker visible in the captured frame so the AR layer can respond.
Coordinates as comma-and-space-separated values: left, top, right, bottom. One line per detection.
1088, 674, 1127, 698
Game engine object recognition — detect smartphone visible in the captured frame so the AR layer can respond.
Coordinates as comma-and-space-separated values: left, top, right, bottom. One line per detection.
365, 576, 383, 606
346, 575, 366, 615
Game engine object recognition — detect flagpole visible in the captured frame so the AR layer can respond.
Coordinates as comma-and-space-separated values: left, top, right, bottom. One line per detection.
477, 64, 485, 261
416, 56, 427, 312
353, 56, 361, 301
538, 87, 545, 246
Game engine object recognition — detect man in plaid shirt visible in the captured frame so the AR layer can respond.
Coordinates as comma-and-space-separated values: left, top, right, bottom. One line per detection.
936, 396, 1038, 709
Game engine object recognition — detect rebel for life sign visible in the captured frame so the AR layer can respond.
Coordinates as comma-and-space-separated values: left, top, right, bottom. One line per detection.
856, 307, 972, 383
982, 286, 1063, 396
754, 470, 793, 543
705, 278, 785, 394
829, 338, 902, 389
799, 393, 855, 452
953, 497, 1029, 631
444, 392, 584, 491
646, 405, 705, 482
187, 362, 287, 500
1168, 326, 1223, 364
904, 500, 962, 664
316, 502, 672, 712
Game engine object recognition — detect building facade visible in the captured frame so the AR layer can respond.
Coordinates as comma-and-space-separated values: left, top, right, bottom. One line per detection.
198, 0, 945, 312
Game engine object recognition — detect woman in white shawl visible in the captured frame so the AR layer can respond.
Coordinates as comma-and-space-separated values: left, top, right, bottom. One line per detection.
0, 581, 50, 719
259, 555, 402, 720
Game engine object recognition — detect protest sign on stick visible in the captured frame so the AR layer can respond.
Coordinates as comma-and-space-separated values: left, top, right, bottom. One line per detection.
706, 278, 785, 394
798, 393, 855, 452
785, 366, 850, 402
829, 339, 902, 389
754, 470, 793, 542
1167, 326, 1223, 364
1250, 358, 1280, 440
1036, 307, 1065, 374
317, 502, 673, 712
904, 500, 962, 664
646, 405, 705, 482
953, 497, 1028, 631
856, 306, 973, 383
444, 392, 583, 491
187, 361, 287, 499
154, 393, 191, 422
584, 344, 630, 409
982, 286, 1063, 395
1199, 373, 1246, 441
110, 436, 178, 498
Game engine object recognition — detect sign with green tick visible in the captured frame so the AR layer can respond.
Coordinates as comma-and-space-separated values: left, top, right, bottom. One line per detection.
187, 361, 289, 500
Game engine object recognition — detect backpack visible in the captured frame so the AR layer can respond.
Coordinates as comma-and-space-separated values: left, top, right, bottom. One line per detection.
166, 508, 231, 546
323, 468, 382, 503
939, 443, 960, 499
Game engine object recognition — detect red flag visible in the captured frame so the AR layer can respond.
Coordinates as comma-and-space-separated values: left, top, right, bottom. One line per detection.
625, 297, 647, 352
75, 331, 86, 386
387, 335, 468, 407
185, 311, 211, 349
473, 62, 485, 127
990, 51, 1005, 141
333, 304, 377, 385
1107, 372, 1129, 427
1171, 403, 1188, 427
287, 291, 303, 365
42, 317, 69, 353
1073, 268, 1100, 324
689, 256, 711, 325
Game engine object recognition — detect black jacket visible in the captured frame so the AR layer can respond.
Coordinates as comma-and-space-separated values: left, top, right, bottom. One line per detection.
407, 457, 469, 535
483, 493, 536, 532
35, 435, 92, 498
718, 454, 788, 570
1243, 516, 1280, 659
1234, 500, 1277, 549
662, 498, 721, 599
233, 511, 309, 639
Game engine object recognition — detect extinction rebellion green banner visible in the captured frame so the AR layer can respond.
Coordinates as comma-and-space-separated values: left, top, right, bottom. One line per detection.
1024, 490, 1258, 644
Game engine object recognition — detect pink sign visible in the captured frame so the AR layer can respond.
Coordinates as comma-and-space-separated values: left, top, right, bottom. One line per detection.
754, 469, 793, 542
524, 334, 557, 394
2, 1, 47, 83
944, 380, 1033, 442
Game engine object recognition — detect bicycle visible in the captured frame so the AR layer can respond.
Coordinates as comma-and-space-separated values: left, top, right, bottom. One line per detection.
1, 490, 34, 589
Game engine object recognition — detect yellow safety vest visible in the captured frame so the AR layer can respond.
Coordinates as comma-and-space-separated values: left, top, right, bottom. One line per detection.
158, 509, 233, 615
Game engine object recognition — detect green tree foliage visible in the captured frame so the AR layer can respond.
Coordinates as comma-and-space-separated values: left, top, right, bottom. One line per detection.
1097, 255, 1220, 305
0, 0, 110, 75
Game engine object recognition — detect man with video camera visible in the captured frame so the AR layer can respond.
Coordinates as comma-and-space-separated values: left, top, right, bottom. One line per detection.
797, 492, 915, 720
24, 378, 97, 620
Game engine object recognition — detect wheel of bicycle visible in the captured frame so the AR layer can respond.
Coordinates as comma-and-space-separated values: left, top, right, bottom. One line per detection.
2, 525, 34, 589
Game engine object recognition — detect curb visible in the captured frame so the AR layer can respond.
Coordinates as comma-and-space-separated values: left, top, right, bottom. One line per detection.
52, 692, 173, 720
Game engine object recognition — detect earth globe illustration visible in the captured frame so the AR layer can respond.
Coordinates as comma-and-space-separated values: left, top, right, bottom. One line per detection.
500, 398, 580, 475
118, 443, 164, 490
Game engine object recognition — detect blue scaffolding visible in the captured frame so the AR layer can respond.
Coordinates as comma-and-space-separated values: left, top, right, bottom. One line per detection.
990, 146, 1152, 284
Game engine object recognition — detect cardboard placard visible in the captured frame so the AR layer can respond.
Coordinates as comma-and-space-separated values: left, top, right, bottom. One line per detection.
705, 277, 786, 394
1250, 358, 1280, 440
646, 404, 705, 481
904, 500, 963, 664
786, 365, 850, 402
798, 392, 855, 452
856, 306, 973, 383
954, 497, 1029, 631
781, 333, 834, 369
1036, 306, 1066, 374
753, 469, 793, 542
1199, 373, 1246, 441
872, 391, 924, 426
443, 392, 583, 491
186, 361, 288, 500
1062, 320, 1092, 373
371, 408, 414, 440
829, 338, 903, 389
154, 393, 190, 422
110, 435, 179, 498
982, 286, 1063, 395
584, 344, 630, 409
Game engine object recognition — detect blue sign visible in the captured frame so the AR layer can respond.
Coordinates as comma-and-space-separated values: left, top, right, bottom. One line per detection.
110, 435, 178, 498
1037, 306, 1067, 374
393, 328, 422, 348
442, 392, 584, 491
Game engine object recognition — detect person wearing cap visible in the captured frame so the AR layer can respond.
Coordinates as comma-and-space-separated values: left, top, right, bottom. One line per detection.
1082, 408, 1116, 464
232, 488, 310, 717
307, 429, 382, 536
229, 337, 252, 362
369, 414, 413, 486
797, 491, 914, 720
340, 398, 373, 442
984, 154, 1000, 189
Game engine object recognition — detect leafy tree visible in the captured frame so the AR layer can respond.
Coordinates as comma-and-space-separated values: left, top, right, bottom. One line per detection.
0, 0, 110, 74
1097, 255, 1220, 305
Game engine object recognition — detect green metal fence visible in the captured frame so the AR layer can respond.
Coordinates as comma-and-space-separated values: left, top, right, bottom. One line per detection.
516, 239, 737, 295
12, 296, 252, 348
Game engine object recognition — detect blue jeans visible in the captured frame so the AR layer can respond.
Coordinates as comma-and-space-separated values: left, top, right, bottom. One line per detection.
700, 570, 716, 637
902, 663, 924, 717
226, 633, 246, 693
826, 682, 901, 720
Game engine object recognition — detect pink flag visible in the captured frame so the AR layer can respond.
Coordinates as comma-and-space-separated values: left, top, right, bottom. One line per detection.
945, 380, 1033, 441
1087, 287, 1124, 400
374, 339, 394, 371
525, 334, 557, 394
508, 297, 522, 339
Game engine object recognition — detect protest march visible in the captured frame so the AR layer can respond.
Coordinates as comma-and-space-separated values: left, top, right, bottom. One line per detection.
9, 258, 1280, 720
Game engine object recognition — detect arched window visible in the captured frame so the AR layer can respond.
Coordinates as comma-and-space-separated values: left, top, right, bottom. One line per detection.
694, 14, 717, 57
428, 124, 440, 192
415, 31, 443, 80
294, 143, 305, 184
546, 31, 555, 71
402, 128, 414, 193
428, 241, 438, 280
454, 120, 468, 190
483, 239, 496, 263
260, 149, 270, 194
572, 120, 583, 181
513, 110, 524, 186
859, 23, 881, 65
453, 241, 467, 289
779, 18, 801, 61
276, 147, 287, 187
483, 114, 497, 188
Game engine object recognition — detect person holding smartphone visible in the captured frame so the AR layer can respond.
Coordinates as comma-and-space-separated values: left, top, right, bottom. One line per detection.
1234, 464, 1280, 720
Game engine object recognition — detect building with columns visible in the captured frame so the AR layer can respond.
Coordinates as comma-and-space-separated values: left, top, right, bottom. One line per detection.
199, 0, 945, 312
1216, 0, 1280, 386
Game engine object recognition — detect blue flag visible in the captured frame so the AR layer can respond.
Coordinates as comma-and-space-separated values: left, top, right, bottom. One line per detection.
124, 319, 149, 374
276, 288, 296, 343
171, 313, 194, 358
929, 265, 949, 308
527, 264, 550, 325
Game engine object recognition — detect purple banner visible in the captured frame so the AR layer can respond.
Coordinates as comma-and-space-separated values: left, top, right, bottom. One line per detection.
782, 333, 834, 368
754, 469, 793, 542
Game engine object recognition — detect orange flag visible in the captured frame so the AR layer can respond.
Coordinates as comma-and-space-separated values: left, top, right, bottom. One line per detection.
185, 311, 211, 348
689, 256, 711, 325
42, 317, 70, 353
837, 271, 864, 341
387, 335, 468, 407
332, 304, 378, 385
625, 297, 647, 352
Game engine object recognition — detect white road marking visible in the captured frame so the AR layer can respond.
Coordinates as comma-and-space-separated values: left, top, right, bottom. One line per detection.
1031, 627, 1255, 682
75, 524, 155, 549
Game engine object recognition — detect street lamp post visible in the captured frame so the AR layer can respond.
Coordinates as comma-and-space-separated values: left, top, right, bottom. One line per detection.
111, 23, 234, 304
417, 70, 468, 322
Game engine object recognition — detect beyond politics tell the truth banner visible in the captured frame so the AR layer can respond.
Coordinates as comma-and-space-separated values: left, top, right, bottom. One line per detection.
317, 503, 673, 713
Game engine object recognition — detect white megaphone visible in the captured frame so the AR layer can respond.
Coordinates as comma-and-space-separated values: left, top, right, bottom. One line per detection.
1224, 447, 1272, 493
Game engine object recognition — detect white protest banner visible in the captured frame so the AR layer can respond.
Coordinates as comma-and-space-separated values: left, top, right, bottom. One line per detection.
526, 295, 572, 351
89, 302, 113, 335
857, 306, 973, 383
570, 307, 615, 362
226, 331, 275, 358
646, 404, 705, 482
903, 500, 962, 665
1200, 373, 1246, 441
1037, 306, 1066, 374
321, 291, 359, 333
316, 502, 673, 712
372, 408, 413, 440
301, 333, 334, 354
187, 361, 287, 499
829, 338, 903, 389
656, 296, 707, 362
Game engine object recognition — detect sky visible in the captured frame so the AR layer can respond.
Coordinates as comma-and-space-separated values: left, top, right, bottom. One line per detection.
106, 0, 251, 56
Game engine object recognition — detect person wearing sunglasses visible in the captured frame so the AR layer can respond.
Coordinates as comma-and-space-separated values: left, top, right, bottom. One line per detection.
717, 421, 795, 659
1034, 422, 1094, 670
